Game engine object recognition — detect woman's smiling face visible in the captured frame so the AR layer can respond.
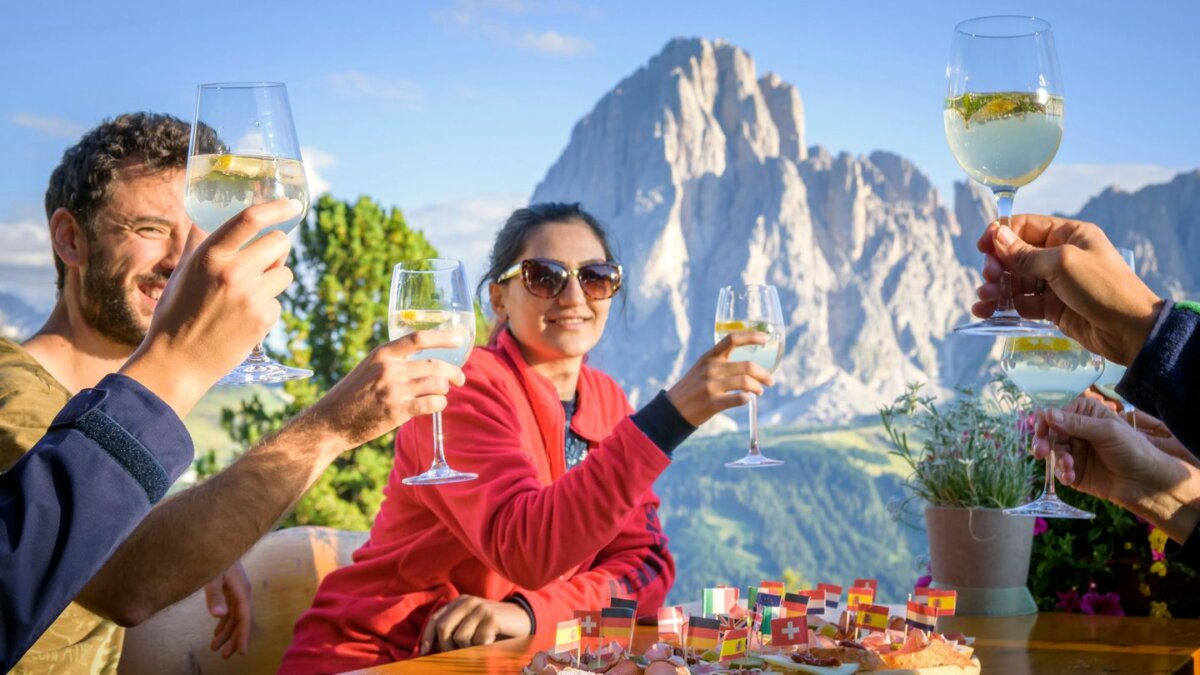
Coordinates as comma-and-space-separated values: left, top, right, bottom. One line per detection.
491, 220, 613, 366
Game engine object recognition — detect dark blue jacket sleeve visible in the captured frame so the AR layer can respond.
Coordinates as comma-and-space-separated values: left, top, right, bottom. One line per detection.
631, 390, 697, 457
0, 374, 193, 669
1118, 301, 1200, 455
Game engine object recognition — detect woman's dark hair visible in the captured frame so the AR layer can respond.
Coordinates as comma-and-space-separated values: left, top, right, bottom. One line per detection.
476, 202, 618, 302
477, 202, 621, 343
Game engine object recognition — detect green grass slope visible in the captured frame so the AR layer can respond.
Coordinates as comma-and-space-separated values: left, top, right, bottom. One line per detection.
181, 385, 286, 464
657, 423, 926, 605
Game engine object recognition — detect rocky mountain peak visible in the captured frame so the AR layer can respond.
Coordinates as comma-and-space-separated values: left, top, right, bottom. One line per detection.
531, 38, 999, 424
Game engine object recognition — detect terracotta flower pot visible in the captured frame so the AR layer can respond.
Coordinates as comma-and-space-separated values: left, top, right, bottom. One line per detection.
925, 506, 1038, 616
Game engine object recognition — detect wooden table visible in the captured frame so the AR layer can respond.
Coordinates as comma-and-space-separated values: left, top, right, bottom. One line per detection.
345, 613, 1200, 674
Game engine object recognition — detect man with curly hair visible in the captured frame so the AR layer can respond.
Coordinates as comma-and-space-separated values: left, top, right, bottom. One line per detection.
0, 113, 252, 672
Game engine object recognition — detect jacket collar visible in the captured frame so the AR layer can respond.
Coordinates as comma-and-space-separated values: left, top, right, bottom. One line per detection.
495, 329, 608, 445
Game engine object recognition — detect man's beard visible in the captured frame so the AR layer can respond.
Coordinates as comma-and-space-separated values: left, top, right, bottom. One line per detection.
78, 249, 166, 348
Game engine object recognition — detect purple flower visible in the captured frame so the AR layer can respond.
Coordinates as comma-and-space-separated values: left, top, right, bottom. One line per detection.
915, 575, 932, 588
1080, 590, 1124, 616
1056, 589, 1081, 613
1033, 518, 1049, 536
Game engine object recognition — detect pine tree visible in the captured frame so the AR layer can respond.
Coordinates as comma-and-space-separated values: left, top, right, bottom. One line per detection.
214, 194, 440, 530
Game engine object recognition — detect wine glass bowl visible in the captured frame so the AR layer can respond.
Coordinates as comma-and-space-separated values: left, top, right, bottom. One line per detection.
1001, 333, 1103, 519
945, 16, 1064, 336
714, 284, 785, 469
184, 82, 312, 385
389, 259, 478, 486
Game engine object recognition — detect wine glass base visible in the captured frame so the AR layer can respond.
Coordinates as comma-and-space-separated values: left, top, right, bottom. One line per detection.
402, 466, 478, 486
726, 454, 784, 469
217, 360, 313, 386
955, 316, 1053, 336
1004, 497, 1094, 520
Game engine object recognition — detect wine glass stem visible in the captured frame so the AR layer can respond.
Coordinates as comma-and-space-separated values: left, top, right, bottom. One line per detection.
747, 393, 762, 457
993, 190, 1020, 318
430, 411, 449, 470
246, 342, 270, 364
1041, 406, 1058, 500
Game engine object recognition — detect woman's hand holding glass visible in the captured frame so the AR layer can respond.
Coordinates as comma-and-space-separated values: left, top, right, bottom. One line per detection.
666, 332, 776, 426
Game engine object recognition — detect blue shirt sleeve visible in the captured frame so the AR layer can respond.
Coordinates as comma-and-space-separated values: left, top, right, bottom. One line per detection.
1118, 301, 1200, 455
0, 373, 193, 669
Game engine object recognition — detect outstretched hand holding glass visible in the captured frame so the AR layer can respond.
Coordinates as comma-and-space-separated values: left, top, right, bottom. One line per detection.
1001, 334, 1103, 519
945, 16, 1064, 335
714, 284, 786, 468
389, 259, 477, 486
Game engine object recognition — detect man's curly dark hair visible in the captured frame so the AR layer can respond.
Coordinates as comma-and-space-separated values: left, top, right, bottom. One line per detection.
43, 112, 193, 291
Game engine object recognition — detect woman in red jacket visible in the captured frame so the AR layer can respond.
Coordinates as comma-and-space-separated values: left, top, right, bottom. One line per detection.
281, 203, 774, 673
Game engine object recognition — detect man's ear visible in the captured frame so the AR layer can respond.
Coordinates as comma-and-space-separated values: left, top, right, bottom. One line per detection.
488, 282, 507, 323
49, 207, 87, 272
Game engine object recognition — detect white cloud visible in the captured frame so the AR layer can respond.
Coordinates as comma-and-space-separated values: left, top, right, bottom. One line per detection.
324, 71, 423, 109
0, 217, 56, 311
0, 218, 51, 268
517, 30, 592, 56
405, 193, 528, 290
436, 0, 594, 58
301, 146, 335, 197
10, 113, 85, 139
1017, 163, 1185, 216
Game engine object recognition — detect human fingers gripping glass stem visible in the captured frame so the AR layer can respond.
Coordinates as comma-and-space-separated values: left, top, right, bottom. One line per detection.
666, 331, 776, 427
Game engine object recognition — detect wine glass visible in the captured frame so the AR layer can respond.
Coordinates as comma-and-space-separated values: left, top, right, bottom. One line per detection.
714, 284, 785, 468
389, 259, 477, 485
1001, 333, 1103, 519
1094, 248, 1138, 429
184, 82, 312, 385
945, 16, 1064, 335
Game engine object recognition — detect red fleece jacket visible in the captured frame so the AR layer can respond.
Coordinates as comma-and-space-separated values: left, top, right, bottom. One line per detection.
280, 330, 675, 674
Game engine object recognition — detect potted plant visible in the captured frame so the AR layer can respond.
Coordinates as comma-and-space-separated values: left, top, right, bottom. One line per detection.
880, 378, 1041, 616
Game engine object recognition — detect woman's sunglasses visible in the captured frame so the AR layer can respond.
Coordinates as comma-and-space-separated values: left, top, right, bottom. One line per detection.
497, 258, 623, 300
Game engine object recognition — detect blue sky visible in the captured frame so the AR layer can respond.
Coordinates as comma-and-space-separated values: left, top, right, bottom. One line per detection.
2, 0, 1198, 308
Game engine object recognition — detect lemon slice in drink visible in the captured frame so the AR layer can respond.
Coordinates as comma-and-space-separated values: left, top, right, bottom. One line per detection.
398, 309, 454, 331
1011, 336, 1073, 352
969, 98, 1021, 124
211, 154, 274, 179
715, 320, 748, 332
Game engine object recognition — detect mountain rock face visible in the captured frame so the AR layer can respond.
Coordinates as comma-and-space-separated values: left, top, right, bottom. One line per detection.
532, 38, 994, 424
1072, 170, 1200, 300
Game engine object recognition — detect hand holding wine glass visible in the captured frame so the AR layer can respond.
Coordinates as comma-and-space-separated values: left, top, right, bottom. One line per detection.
975, 215, 1163, 365
389, 259, 478, 486
665, 331, 775, 425
713, 284, 786, 468
1001, 333, 1104, 519
1034, 396, 1200, 543
945, 15, 1064, 335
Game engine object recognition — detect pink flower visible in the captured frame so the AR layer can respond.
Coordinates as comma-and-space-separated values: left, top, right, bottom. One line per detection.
1017, 413, 1037, 436
1033, 518, 1049, 536
915, 575, 932, 588
1152, 549, 1167, 562
1080, 590, 1124, 616
1055, 589, 1081, 613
